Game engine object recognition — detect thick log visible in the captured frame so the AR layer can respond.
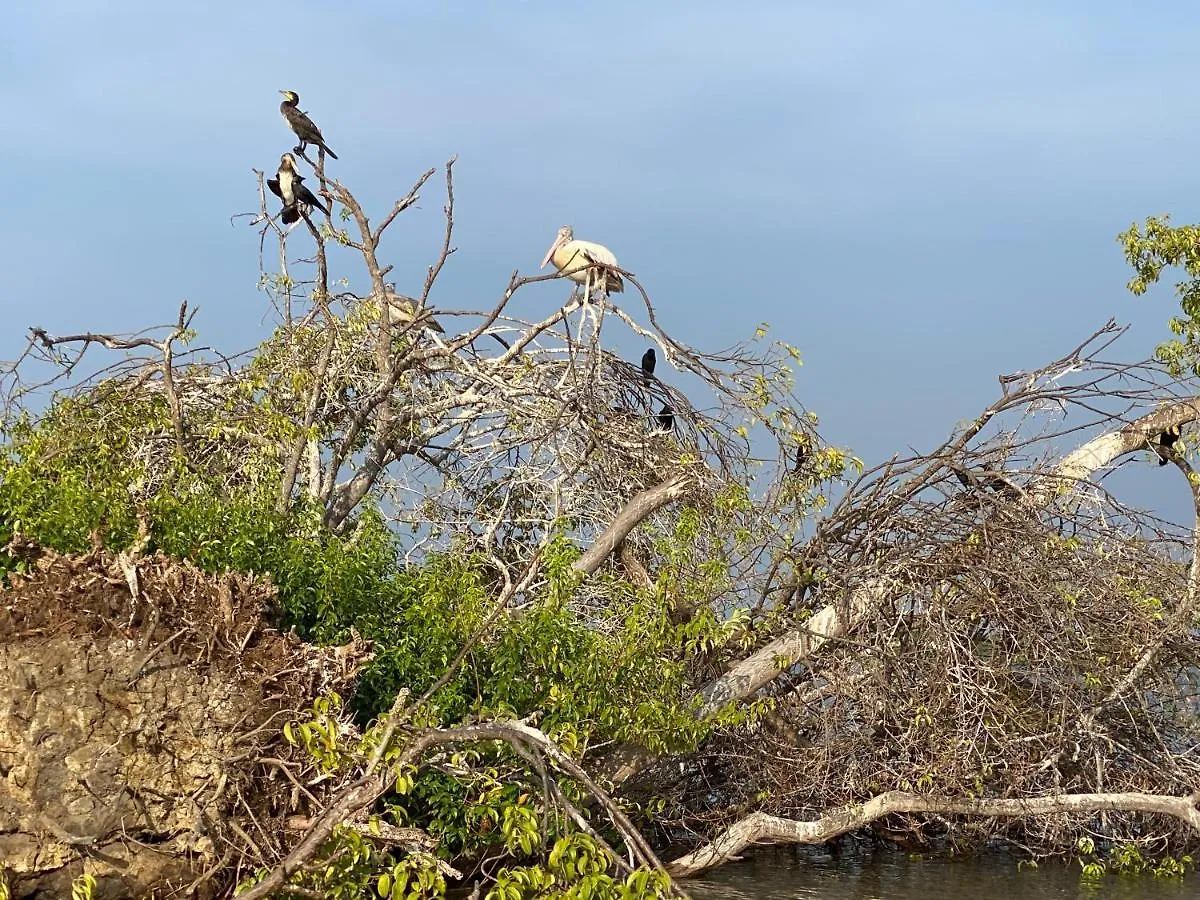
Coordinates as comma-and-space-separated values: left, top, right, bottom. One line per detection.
694, 398, 1200, 720
667, 790, 1200, 877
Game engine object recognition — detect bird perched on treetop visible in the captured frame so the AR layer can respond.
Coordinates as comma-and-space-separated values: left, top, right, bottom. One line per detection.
1154, 423, 1184, 467
640, 348, 656, 387
267, 153, 330, 224
540, 225, 623, 298
279, 90, 338, 160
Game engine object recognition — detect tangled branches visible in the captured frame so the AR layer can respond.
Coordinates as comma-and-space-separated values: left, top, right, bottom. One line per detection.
6, 149, 1200, 891
636, 324, 1200, 871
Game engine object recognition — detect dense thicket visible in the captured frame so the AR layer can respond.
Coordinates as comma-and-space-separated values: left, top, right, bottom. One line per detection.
2, 159, 1200, 898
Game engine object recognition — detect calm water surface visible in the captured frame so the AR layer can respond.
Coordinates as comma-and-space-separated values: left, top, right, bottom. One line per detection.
689, 849, 1193, 899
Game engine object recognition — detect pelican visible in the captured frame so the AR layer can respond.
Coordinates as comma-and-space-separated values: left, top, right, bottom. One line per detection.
540, 225, 624, 299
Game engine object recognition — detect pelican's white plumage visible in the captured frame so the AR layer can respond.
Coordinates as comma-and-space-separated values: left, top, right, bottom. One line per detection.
539, 225, 624, 298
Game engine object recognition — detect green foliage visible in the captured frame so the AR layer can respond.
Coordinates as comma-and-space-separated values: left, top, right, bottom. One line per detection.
0, 388, 406, 644
234, 826, 446, 899
373, 855, 446, 900
1, 390, 705, 897
270, 699, 680, 898
70, 873, 96, 900
1073, 837, 1194, 882
1106, 842, 1194, 879
487, 834, 672, 900
283, 693, 355, 773
0, 393, 162, 559
340, 533, 709, 753
1119, 214, 1200, 375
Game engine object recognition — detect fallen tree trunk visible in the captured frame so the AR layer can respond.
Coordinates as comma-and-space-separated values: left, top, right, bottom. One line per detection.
692, 575, 899, 720
695, 397, 1200, 721
666, 790, 1200, 877
603, 393, 1200, 840
1036, 398, 1200, 503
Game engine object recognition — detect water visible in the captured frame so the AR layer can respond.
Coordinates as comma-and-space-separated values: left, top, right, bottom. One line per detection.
688, 849, 1193, 899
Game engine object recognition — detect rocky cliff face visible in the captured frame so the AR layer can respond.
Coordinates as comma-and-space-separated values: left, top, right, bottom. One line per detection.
0, 547, 364, 899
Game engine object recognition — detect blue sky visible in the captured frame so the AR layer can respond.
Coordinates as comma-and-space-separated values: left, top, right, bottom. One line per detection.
2, 1, 1198, 516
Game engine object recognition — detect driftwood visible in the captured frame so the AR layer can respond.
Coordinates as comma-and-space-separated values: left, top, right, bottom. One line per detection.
666, 790, 1200, 877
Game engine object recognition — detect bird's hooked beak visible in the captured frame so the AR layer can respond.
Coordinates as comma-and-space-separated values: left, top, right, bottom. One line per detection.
540, 231, 566, 269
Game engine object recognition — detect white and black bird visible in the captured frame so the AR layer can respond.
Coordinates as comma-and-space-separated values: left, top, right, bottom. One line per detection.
1154, 423, 1185, 467
656, 405, 674, 433
267, 153, 330, 224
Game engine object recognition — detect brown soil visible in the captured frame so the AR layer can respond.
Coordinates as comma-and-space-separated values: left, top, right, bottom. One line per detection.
0, 545, 369, 899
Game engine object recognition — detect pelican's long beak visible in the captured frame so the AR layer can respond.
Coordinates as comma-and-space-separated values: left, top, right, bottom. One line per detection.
540, 233, 565, 269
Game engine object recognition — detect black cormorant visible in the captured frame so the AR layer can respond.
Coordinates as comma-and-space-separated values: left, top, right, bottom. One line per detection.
793, 444, 809, 473
951, 464, 1021, 498
1154, 423, 1184, 466
656, 404, 674, 433
267, 153, 330, 224
279, 90, 338, 160
641, 348, 656, 387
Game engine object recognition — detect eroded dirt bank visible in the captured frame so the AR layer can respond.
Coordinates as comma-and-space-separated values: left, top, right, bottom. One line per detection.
0, 545, 365, 898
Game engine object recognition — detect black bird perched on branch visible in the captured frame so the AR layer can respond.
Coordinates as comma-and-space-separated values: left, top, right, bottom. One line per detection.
279, 90, 338, 160
640, 348, 656, 387
951, 464, 1021, 499
268, 153, 330, 224
793, 443, 809, 474
1154, 423, 1184, 466
656, 405, 674, 433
